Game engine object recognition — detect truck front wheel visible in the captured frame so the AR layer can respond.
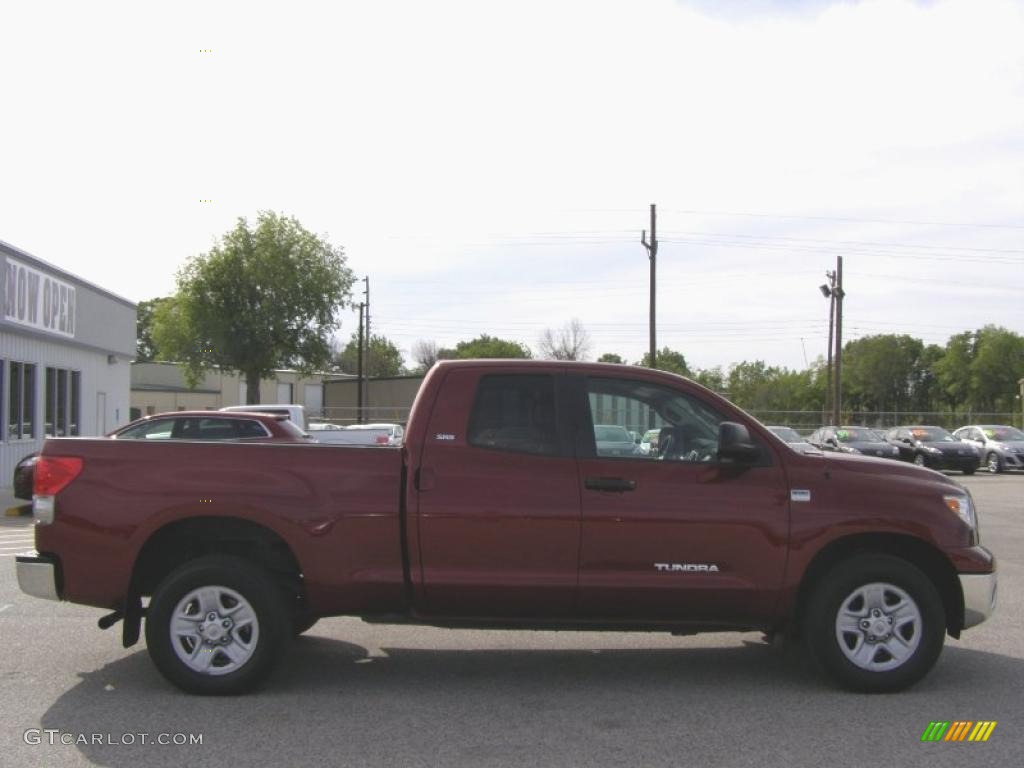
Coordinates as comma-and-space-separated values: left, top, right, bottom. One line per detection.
146, 555, 292, 695
803, 554, 945, 692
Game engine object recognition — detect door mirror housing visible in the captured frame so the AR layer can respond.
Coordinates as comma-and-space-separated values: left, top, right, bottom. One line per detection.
717, 422, 760, 463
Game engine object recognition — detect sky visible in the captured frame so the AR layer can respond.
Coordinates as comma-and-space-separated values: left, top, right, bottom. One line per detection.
1, 0, 1021, 372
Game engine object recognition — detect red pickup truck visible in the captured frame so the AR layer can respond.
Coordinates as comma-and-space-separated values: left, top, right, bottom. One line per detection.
16, 360, 997, 695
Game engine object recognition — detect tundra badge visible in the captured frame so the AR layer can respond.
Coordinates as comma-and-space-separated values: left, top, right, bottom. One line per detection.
654, 563, 720, 573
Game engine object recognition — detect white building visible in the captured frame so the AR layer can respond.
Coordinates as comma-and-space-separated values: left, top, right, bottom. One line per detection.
0, 240, 135, 486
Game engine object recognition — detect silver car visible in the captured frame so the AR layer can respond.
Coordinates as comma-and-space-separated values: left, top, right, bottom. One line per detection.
953, 425, 1024, 473
594, 424, 638, 457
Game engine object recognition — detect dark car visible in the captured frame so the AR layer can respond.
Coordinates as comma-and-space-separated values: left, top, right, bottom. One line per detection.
885, 426, 978, 474
12, 410, 313, 500
808, 426, 901, 460
13, 453, 39, 501
766, 426, 818, 453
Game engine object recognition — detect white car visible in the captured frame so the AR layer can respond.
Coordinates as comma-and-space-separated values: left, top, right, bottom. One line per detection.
310, 422, 405, 446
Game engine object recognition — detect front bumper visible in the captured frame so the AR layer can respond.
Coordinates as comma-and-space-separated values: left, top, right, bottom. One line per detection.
959, 571, 997, 629
927, 453, 979, 471
15, 552, 61, 601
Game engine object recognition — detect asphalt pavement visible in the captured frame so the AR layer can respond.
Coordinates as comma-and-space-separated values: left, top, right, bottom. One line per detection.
0, 473, 1020, 768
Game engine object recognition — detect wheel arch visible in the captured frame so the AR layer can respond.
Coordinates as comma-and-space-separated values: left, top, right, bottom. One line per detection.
131, 516, 305, 603
794, 533, 964, 639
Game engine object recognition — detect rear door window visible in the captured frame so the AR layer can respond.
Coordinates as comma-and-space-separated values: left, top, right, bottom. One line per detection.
467, 375, 558, 456
234, 419, 271, 438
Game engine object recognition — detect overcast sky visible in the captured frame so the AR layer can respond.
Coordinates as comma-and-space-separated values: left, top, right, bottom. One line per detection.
2, 0, 1021, 371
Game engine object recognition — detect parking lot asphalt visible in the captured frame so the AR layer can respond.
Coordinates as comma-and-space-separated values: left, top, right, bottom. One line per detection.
0, 473, 1020, 768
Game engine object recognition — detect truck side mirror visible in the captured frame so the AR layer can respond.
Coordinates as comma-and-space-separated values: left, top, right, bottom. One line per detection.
717, 422, 759, 463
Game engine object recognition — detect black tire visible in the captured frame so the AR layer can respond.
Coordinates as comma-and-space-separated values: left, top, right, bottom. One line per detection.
963, 467, 976, 475
802, 554, 945, 693
146, 555, 292, 695
986, 452, 1002, 474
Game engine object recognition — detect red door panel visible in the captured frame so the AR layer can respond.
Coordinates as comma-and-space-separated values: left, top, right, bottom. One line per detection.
415, 368, 581, 618
578, 458, 789, 624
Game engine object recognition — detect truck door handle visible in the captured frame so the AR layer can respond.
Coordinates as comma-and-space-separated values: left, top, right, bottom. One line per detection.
585, 476, 637, 493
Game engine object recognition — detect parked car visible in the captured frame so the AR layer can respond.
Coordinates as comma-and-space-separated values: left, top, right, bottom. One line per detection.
13, 453, 39, 501
593, 424, 638, 456
307, 422, 346, 432
765, 426, 818, 453
953, 425, 1024, 473
17, 360, 996, 695
808, 426, 901, 460
219, 404, 307, 431
11, 411, 313, 500
885, 426, 978, 474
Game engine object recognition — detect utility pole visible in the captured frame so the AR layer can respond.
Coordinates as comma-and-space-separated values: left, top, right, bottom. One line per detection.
356, 302, 365, 425
821, 269, 837, 425
833, 256, 845, 427
362, 276, 370, 418
640, 204, 657, 370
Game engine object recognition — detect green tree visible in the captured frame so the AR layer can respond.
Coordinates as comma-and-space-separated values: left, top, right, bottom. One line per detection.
452, 335, 532, 359
933, 331, 976, 410
597, 353, 624, 364
135, 296, 173, 361
970, 325, 1024, 411
336, 333, 405, 377
153, 211, 354, 404
841, 334, 925, 412
637, 347, 691, 376
693, 366, 725, 393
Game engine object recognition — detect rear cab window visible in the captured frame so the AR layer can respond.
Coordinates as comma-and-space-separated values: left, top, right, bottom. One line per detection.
467, 374, 559, 456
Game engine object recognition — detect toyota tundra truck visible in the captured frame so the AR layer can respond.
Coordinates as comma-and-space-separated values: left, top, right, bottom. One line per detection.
16, 360, 997, 694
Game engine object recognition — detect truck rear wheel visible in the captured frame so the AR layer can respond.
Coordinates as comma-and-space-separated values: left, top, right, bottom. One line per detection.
802, 554, 945, 692
145, 555, 292, 695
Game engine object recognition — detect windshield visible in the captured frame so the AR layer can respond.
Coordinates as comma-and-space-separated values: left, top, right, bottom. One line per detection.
769, 427, 803, 443
595, 425, 631, 442
836, 427, 878, 442
982, 426, 1024, 441
910, 427, 955, 442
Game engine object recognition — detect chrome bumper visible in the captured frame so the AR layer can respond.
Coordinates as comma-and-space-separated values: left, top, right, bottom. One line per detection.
960, 572, 997, 629
16, 553, 61, 601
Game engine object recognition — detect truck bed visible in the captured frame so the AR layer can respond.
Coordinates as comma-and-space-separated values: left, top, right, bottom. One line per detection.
34, 438, 407, 614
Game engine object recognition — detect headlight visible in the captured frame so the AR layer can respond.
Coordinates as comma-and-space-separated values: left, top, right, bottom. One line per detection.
944, 492, 977, 530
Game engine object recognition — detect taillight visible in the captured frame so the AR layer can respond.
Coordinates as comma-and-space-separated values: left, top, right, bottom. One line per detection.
34, 456, 84, 496
375, 435, 389, 445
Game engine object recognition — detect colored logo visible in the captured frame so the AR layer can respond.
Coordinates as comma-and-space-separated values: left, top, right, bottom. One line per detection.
921, 721, 997, 742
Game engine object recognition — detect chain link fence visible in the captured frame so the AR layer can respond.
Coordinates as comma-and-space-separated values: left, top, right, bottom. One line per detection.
309, 406, 1021, 434
749, 411, 1022, 435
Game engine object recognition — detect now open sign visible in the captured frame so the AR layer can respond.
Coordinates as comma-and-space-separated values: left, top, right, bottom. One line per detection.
2, 257, 76, 338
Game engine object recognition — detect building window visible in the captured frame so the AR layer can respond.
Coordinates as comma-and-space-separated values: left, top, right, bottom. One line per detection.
145, 405, 156, 416
71, 371, 80, 435
9, 361, 36, 439
45, 367, 80, 437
